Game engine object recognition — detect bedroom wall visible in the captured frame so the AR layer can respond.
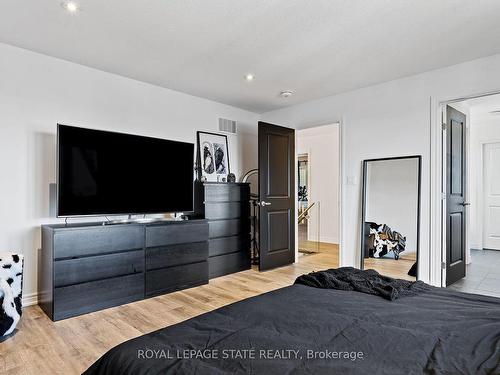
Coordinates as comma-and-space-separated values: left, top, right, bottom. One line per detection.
261, 52, 500, 285
0, 43, 259, 305
297, 124, 340, 244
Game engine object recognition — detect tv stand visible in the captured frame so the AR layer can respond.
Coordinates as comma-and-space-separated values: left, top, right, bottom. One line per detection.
39, 219, 209, 321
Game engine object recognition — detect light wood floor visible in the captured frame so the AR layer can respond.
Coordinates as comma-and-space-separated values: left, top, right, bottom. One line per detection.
364, 252, 417, 281
298, 223, 333, 254
299, 239, 335, 254
1, 245, 339, 375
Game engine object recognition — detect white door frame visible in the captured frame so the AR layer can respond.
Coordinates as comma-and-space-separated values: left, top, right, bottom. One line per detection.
294, 120, 344, 265
339, 118, 346, 267
430, 89, 500, 287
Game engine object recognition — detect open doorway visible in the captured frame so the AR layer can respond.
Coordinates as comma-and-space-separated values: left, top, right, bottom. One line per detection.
443, 93, 500, 297
296, 124, 340, 266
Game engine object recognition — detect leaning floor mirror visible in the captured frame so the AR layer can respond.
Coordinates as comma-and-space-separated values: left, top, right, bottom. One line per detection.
361, 156, 421, 280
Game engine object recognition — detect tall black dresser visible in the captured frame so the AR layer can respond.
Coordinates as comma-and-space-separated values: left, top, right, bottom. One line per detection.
194, 182, 251, 278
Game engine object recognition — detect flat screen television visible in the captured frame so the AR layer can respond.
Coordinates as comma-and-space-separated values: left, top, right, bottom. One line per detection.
57, 124, 194, 217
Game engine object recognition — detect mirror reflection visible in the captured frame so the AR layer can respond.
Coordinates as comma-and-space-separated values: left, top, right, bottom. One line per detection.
361, 156, 421, 280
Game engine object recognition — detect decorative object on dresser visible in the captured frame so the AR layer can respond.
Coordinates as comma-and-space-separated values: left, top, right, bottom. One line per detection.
227, 173, 236, 183
194, 182, 251, 278
39, 219, 208, 321
196, 131, 230, 182
0, 253, 23, 337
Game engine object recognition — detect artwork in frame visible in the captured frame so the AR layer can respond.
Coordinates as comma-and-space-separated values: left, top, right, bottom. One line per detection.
196, 131, 230, 181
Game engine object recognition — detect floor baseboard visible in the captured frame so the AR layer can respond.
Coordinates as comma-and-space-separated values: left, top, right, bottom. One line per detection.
22, 292, 38, 307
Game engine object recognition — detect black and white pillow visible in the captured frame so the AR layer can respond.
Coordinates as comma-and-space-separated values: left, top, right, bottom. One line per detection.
0, 253, 23, 337
371, 230, 398, 258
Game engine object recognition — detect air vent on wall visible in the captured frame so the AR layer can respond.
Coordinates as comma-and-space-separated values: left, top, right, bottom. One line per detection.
218, 118, 237, 134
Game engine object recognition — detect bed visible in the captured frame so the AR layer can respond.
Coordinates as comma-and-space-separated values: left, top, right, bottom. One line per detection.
84, 275, 500, 374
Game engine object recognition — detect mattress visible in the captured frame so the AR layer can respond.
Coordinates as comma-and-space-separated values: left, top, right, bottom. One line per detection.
84, 283, 500, 374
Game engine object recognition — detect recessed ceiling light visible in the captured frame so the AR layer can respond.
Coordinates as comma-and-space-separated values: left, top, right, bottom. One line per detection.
61, 1, 80, 13
244, 73, 255, 82
280, 90, 294, 98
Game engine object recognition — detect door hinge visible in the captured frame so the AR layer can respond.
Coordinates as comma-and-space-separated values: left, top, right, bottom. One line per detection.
441, 262, 446, 270
441, 192, 446, 200
441, 123, 447, 131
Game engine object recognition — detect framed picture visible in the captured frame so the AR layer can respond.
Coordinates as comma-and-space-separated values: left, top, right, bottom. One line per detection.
196, 131, 230, 181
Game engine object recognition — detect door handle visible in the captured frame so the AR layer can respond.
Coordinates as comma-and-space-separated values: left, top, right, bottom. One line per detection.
258, 201, 272, 207
460, 202, 471, 206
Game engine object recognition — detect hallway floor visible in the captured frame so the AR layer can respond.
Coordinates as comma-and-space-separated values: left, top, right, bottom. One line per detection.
448, 249, 500, 298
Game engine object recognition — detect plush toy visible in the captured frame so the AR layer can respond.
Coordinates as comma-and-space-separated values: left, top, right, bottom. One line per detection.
0, 253, 23, 337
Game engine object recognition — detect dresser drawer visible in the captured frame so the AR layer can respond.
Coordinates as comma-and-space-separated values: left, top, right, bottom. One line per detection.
53, 225, 144, 259
146, 222, 208, 247
205, 202, 249, 220
146, 242, 208, 270
204, 184, 250, 202
208, 219, 249, 238
54, 250, 143, 287
145, 262, 208, 297
208, 252, 250, 279
208, 235, 250, 257
53, 273, 143, 320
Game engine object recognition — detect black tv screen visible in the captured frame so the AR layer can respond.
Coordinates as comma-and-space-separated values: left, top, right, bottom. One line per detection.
57, 124, 194, 217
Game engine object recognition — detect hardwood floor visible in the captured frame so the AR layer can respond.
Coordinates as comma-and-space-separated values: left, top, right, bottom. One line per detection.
1, 245, 339, 375
364, 252, 417, 281
298, 223, 334, 254
299, 239, 336, 254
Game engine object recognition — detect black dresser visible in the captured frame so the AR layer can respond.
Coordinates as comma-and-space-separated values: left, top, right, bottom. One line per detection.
194, 182, 251, 278
39, 219, 208, 321
145, 221, 208, 297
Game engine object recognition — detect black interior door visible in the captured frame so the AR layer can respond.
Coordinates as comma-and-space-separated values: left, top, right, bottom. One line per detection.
258, 122, 295, 271
446, 105, 467, 286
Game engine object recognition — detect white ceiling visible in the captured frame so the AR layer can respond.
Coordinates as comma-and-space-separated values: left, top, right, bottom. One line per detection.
2, 0, 500, 113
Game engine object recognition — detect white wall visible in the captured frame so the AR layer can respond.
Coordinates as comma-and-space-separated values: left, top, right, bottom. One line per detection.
262, 52, 500, 284
365, 158, 419, 254
297, 124, 339, 244
0, 43, 259, 304
469, 111, 500, 250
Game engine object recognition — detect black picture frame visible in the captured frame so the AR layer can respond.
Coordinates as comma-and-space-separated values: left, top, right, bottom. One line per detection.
360, 155, 422, 279
196, 131, 231, 181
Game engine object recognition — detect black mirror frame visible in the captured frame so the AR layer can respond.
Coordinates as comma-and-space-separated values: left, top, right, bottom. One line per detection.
360, 155, 422, 280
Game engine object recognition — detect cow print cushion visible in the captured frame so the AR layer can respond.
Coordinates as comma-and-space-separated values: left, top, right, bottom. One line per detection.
368, 223, 406, 260
0, 253, 23, 337
370, 229, 398, 258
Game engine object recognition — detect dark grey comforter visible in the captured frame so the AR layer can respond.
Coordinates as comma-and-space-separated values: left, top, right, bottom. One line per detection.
84, 284, 500, 375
